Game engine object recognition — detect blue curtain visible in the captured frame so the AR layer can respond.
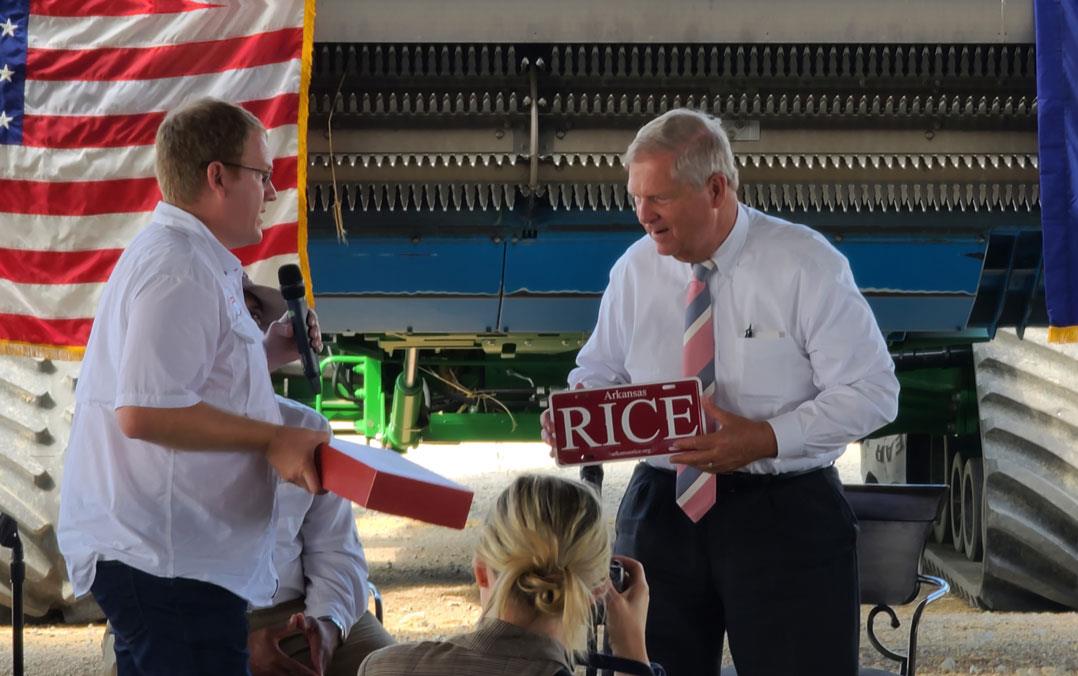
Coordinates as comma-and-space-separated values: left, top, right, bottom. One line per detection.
1036, 0, 1078, 342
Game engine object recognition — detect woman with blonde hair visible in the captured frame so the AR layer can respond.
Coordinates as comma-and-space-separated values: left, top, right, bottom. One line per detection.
358, 473, 654, 675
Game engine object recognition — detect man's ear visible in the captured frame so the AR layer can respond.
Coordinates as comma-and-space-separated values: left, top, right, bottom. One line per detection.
205, 161, 226, 195
708, 172, 727, 207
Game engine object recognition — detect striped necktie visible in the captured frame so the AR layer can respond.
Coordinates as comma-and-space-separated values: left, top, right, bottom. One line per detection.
676, 260, 717, 522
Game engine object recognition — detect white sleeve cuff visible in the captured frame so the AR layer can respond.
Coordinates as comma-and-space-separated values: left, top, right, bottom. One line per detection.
305, 603, 351, 640
767, 410, 804, 460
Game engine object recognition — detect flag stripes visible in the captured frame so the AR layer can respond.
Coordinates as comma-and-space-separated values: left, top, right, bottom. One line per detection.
21, 93, 298, 148
28, 7, 297, 50
0, 248, 122, 285
0, 190, 300, 250
0, 0, 313, 358
30, 0, 217, 18
24, 61, 299, 117
27, 28, 302, 81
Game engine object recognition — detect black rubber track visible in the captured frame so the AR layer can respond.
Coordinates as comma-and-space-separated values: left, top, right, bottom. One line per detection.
0, 355, 100, 620
965, 329, 1078, 610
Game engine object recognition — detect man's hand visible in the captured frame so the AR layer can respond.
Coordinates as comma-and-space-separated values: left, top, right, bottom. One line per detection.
266, 426, 328, 494
264, 309, 324, 371
248, 614, 320, 676
540, 406, 556, 447
303, 615, 342, 676
668, 398, 778, 473
603, 555, 650, 667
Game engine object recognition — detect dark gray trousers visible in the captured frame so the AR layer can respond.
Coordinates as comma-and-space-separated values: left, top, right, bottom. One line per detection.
614, 463, 860, 676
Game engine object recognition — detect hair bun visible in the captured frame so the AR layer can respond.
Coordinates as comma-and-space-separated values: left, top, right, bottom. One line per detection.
516, 569, 567, 615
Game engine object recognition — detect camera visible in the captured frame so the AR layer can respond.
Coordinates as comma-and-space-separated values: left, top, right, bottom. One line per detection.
609, 560, 627, 593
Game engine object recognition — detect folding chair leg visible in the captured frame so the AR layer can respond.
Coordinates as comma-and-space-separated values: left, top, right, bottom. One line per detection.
865, 574, 949, 676
368, 580, 384, 624
905, 574, 948, 676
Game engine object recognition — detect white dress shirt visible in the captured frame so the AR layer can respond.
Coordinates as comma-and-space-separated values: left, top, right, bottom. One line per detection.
269, 397, 370, 638
58, 201, 282, 606
570, 204, 900, 474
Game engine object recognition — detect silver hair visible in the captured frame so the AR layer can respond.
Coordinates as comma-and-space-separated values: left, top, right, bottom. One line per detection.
623, 108, 740, 191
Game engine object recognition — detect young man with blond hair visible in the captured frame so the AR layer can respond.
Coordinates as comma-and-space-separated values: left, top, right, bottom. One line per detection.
59, 98, 326, 675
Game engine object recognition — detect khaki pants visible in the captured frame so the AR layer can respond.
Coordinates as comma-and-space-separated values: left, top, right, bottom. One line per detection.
248, 599, 395, 676
103, 599, 395, 676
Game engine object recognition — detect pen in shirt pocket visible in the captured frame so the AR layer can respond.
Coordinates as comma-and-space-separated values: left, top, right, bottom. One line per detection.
743, 324, 786, 339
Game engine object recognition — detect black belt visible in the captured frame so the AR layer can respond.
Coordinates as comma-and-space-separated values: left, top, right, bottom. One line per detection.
647, 463, 830, 494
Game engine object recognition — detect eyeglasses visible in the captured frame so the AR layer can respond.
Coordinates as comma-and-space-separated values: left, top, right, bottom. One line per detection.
219, 161, 274, 188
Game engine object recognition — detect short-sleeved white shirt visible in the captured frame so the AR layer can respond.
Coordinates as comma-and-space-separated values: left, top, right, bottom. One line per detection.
58, 201, 282, 606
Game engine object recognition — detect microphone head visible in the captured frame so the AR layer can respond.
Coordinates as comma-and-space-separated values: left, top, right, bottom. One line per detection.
278, 264, 305, 300
278, 263, 303, 287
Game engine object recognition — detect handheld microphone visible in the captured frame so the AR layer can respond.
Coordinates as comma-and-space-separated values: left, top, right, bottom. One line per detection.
278, 264, 321, 393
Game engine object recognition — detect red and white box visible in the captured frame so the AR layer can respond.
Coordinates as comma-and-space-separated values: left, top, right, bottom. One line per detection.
550, 379, 705, 466
318, 438, 474, 529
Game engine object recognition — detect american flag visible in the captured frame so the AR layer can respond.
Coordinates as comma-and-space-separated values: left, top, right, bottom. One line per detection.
0, 0, 315, 359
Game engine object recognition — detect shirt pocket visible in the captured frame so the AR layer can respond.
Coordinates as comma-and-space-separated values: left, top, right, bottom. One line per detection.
226, 316, 264, 415
738, 336, 811, 400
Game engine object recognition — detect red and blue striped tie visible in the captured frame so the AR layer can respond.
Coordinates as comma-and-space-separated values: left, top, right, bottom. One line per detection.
676, 260, 717, 522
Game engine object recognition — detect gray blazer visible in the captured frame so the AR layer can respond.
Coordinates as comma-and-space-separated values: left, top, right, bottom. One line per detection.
358, 618, 574, 676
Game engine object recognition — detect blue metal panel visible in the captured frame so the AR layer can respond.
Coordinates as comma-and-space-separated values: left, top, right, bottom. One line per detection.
502, 231, 987, 297
503, 230, 642, 294
305, 206, 1044, 336
863, 296, 978, 334
501, 232, 986, 334
499, 297, 604, 332
315, 297, 500, 334
836, 238, 984, 294
968, 230, 1046, 336
308, 236, 504, 295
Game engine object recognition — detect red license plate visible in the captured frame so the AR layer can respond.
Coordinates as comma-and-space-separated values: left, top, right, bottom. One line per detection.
550, 379, 705, 465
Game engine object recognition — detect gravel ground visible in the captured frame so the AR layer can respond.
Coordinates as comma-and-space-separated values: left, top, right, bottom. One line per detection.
1, 441, 1075, 675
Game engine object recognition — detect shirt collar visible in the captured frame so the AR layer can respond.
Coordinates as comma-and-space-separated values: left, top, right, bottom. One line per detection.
702, 203, 749, 277
451, 618, 573, 667
152, 201, 243, 277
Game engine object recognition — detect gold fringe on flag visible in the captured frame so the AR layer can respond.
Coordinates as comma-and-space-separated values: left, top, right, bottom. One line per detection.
297, 0, 318, 308
0, 339, 85, 361
1047, 325, 1078, 343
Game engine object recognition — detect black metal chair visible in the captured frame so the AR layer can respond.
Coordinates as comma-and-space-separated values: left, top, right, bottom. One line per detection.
368, 579, 384, 623
721, 483, 949, 676
0, 513, 24, 676
847, 483, 949, 676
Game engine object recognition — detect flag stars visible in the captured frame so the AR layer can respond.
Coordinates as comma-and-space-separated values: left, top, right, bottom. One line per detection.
0, 64, 13, 83
0, 111, 12, 129
0, 18, 16, 38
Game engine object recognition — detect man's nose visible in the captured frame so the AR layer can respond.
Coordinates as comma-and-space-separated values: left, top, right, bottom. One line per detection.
636, 200, 654, 225
264, 180, 278, 202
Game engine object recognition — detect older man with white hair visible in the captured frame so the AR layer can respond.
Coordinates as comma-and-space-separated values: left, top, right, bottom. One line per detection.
561, 109, 900, 675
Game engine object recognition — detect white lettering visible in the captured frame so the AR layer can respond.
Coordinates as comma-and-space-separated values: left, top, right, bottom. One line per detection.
560, 407, 599, 450
622, 399, 660, 444
603, 388, 648, 401
661, 394, 699, 438
597, 402, 618, 446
